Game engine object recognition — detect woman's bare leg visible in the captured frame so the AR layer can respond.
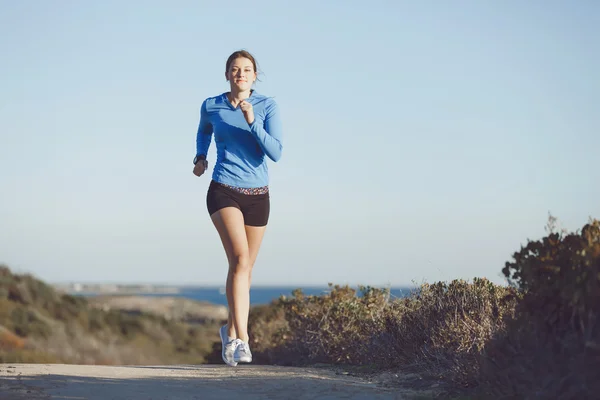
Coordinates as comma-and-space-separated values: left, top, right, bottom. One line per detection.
225, 270, 236, 338
245, 225, 267, 288
220, 225, 267, 340
222, 224, 267, 340
224, 225, 266, 337
211, 207, 252, 342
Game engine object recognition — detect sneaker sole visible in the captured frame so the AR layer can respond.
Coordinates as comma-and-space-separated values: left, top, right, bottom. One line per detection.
219, 326, 237, 367
234, 355, 252, 363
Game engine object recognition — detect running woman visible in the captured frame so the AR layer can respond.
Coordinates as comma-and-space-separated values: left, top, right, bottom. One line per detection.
192, 50, 283, 366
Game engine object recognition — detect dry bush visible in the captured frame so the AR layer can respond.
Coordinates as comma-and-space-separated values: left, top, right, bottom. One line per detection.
273, 285, 391, 366
381, 278, 518, 387
247, 302, 289, 364
249, 279, 517, 390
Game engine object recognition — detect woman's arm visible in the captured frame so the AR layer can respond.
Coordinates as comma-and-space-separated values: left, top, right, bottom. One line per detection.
248, 99, 283, 162
195, 100, 212, 159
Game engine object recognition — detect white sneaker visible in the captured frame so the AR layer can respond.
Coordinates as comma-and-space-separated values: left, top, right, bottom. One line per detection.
233, 340, 252, 363
219, 325, 238, 367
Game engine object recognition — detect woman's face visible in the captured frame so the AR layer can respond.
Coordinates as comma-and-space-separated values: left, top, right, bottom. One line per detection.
226, 57, 256, 91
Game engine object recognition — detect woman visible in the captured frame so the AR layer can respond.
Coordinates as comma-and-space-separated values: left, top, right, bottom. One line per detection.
192, 50, 283, 367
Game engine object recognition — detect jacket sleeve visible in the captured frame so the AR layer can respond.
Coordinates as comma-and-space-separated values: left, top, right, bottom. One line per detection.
248, 99, 283, 162
196, 100, 212, 157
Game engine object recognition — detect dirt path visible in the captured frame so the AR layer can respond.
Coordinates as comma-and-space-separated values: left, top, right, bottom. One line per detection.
0, 363, 428, 400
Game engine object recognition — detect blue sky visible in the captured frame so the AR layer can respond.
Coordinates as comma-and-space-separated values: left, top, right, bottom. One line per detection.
1, 0, 598, 287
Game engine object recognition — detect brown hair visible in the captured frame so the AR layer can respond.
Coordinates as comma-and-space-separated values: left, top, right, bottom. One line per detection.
225, 49, 261, 82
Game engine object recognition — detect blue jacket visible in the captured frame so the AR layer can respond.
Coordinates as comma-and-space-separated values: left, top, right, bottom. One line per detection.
196, 91, 283, 188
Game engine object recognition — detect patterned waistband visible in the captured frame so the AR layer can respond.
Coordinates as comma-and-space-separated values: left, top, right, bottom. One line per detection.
215, 181, 269, 195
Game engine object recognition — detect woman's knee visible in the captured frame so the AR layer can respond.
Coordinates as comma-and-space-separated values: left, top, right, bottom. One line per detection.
229, 254, 251, 274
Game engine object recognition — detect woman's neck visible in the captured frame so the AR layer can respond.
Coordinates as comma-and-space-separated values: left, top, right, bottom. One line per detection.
228, 89, 252, 107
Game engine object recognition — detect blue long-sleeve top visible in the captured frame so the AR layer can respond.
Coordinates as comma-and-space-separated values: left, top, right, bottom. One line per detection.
196, 90, 283, 188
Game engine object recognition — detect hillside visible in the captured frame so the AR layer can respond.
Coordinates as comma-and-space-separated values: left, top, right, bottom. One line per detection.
0, 266, 224, 365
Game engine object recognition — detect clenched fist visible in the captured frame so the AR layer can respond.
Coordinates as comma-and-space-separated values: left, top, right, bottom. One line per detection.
193, 159, 208, 177
240, 100, 254, 125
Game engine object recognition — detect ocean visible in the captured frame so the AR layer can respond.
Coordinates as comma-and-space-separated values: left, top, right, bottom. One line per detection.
79, 286, 416, 306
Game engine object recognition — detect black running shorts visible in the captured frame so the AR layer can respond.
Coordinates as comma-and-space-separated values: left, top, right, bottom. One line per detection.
206, 180, 270, 227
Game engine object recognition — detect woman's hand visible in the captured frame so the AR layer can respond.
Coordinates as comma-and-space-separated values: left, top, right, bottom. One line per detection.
240, 100, 254, 125
193, 160, 208, 177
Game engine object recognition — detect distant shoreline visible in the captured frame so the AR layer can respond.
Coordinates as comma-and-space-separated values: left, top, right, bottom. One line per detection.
54, 284, 410, 293
53, 283, 183, 296
53, 283, 415, 306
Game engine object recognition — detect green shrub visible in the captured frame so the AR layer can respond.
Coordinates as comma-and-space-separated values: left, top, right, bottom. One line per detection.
478, 217, 600, 399
502, 216, 599, 335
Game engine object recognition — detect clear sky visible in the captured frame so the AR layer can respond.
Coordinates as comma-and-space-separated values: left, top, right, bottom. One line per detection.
1, 0, 598, 287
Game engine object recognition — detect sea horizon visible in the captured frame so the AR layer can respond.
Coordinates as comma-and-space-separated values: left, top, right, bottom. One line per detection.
56, 283, 417, 307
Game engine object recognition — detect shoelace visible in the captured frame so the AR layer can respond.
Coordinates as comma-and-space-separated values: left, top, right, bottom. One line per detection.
237, 341, 250, 354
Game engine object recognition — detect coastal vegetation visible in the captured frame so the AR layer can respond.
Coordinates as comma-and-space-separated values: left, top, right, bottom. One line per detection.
1, 215, 598, 398
245, 215, 600, 398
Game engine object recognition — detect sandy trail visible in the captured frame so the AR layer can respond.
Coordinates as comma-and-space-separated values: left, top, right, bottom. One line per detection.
0, 363, 417, 400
